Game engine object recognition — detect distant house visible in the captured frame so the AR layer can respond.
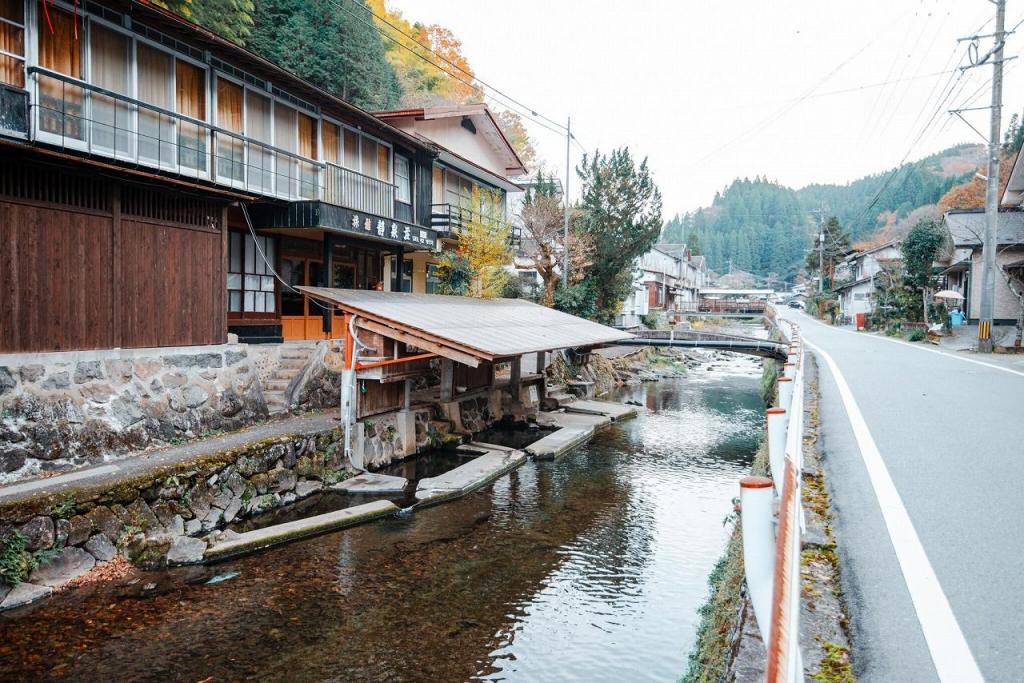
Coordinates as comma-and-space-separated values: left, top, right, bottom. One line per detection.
615, 244, 706, 327
941, 209, 1024, 324
834, 241, 902, 321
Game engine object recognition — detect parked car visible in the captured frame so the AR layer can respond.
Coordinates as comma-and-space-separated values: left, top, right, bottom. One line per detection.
787, 300, 804, 309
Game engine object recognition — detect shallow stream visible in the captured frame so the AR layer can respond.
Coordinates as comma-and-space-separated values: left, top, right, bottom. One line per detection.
0, 355, 764, 682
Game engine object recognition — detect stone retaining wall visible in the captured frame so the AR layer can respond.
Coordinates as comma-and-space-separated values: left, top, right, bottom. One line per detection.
0, 425, 346, 610
0, 345, 269, 483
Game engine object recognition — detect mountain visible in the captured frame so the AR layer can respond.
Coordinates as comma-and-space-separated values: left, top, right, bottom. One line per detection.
663, 144, 981, 282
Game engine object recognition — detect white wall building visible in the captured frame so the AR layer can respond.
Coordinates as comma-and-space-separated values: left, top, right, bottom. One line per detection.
835, 241, 902, 321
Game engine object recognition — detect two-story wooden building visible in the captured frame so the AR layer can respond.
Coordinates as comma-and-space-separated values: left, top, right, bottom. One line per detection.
0, 0, 449, 353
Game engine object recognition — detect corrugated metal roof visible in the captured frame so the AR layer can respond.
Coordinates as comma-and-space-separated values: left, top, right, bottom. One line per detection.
945, 210, 1024, 246
298, 288, 633, 361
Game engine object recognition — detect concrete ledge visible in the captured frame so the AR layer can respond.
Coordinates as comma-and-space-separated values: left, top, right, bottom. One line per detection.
204, 500, 398, 562
564, 400, 638, 421
332, 473, 408, 494
415, 449, 527, 505
526, 427, 593, 460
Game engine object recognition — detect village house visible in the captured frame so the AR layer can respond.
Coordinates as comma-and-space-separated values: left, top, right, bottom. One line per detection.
373, 104, 527, 294
0, 0, 612, 481
941, 209, 1024, 325
615, 244, 707, 327
834, 240, 902, 322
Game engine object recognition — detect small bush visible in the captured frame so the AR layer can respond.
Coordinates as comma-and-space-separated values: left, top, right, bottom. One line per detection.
905, 328, 926, 342
640, 312, 659, 329
0, 531, 58, 587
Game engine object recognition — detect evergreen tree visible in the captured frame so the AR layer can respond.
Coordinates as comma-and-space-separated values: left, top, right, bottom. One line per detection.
248, 0, 401, 110
576, 148, 663, 323
190, 0, 254, 44
901, 219, 946, 323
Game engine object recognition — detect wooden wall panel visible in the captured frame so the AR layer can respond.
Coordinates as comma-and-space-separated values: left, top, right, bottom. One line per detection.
119, 220, 225, 348
454, 361, 492, 391
0, 200, 114, 353
358, 381, 404, 418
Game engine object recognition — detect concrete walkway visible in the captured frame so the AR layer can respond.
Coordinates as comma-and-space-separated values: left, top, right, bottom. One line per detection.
333, 472, 408, 494
0, 413, 338, 508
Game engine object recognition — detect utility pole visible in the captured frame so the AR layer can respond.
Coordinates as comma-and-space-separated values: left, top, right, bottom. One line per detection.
562, 116, 571, 288
979, 0, 1006, 352
819, 230, 825, 293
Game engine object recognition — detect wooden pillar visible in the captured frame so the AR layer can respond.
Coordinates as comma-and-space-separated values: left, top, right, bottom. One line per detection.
220, 205, 229, 344
510, 356, 522, 401
111, 183, 122, 348
440, 358, 454, 402
322, 233, 333, 333
536, 351, 546, 403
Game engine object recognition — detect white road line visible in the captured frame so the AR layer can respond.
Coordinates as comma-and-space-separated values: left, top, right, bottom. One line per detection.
786, 312, 1024, 378
805, 337, 984, 683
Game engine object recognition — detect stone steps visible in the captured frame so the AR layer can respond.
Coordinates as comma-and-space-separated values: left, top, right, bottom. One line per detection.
264, 345, 316, 414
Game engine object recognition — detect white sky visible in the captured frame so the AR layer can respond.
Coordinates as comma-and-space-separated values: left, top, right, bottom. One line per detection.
388, 0, 1024, 217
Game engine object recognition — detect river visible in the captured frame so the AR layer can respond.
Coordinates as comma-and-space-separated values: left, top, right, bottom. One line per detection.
0, 354, 764, 682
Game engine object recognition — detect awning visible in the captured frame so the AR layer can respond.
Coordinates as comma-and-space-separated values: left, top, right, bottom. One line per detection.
940, 259, 970, 274
298, 288, 634, 367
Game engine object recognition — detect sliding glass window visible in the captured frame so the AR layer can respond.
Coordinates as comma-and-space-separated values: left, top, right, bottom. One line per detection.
136, 44, 176, 168
175, 59, 206, 175
215, 77, 244, 185
89, 24, 132, 158
0, 0, 25, 88
37, 3, 83, 141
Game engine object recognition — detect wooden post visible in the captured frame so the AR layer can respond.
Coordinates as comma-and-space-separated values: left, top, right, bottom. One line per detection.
510, 356, 522, 401
536, 351, 546, 403
111, 184, 122, 348
322, 233, 333, 333
440, 358, 454, 402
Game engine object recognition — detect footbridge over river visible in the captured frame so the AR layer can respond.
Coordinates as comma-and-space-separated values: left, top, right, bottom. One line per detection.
607, 329, 787, 360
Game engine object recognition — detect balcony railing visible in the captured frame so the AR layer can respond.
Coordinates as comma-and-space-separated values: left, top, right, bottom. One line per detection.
324, 162, 394, 218
430, 202, 521, 243
24, 67, 401, 219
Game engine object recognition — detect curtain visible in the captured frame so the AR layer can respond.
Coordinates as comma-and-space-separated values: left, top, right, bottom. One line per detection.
137, 44, 174, 166
90, 25, 130, 154
432, 166, 443, 205
297, 113, 317, 198
0, 0, 24, 87
274, 103, 297, 195
377, 144, 389, 181
361, 137, 375, 177
245, 90, 272, 192
175, 60, 206, 173
322, 121, 339, 164
37, 5, 82, 138
216, 78, 243, 182
343, 128, 359, 170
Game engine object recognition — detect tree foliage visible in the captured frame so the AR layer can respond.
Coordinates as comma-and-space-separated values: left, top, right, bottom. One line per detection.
805, 217, 850, 291
901, 218, 946, 323
494, 110, 536, 170
575, 147, 662, 323
189, 0, 254, 44
367, 0, 479, 106
457, 189, 513, 298
248, 0, 401, 111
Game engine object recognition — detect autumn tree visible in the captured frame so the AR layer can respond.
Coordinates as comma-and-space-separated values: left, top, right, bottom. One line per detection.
938, 156, 1013, 212
457, 188, 513, 298
494, 110, 536, 170
575, 148, 663, 323
367, 0, 479, 106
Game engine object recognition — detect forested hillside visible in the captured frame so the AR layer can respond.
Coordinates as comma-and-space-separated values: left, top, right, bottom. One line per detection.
663, 144, 981, 281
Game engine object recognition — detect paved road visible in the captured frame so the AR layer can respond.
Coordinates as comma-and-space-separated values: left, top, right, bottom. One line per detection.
778, 309, 1024, 683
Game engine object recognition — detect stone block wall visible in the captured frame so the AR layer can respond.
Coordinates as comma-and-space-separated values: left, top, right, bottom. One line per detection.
0, 426, 347, 610
0, 345, 268, 483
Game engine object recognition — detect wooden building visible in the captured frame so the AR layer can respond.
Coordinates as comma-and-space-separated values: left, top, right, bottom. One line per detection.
0, 0, 460, 353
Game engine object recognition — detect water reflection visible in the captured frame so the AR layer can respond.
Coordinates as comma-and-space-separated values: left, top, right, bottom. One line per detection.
0, 363, 762, 683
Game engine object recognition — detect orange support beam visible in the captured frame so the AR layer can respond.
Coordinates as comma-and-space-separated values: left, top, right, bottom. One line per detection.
355, 352, 436, 371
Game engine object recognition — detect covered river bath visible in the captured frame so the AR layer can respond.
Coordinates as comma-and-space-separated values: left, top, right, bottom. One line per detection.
0, 356, 765, 682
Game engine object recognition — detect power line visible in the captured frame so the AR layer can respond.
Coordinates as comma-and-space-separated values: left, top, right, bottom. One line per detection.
333, 0, 573, 144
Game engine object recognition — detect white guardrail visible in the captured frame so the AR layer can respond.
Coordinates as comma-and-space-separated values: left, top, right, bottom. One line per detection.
740, 322, 804, 682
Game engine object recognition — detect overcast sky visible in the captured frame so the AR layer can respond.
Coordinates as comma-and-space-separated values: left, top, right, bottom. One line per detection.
390, 0, 1024, 217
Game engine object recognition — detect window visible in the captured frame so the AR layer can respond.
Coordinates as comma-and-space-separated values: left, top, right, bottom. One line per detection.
245, 90, 272, 192
89, 24, 132, 157
343, 128, 359, 170
137, 44, 175, 167
395, 155, 411, 204
298, 112, 318, 198
426, 263, 442, 294
37, 4, 83, 139
228, 232, 276, 315
216, 77, 244, 183
432, 165, 443, 205
322, 121, 339, 164
274, 101, 297, 195
1, 0, 25, 88
175, 59, 206, 173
